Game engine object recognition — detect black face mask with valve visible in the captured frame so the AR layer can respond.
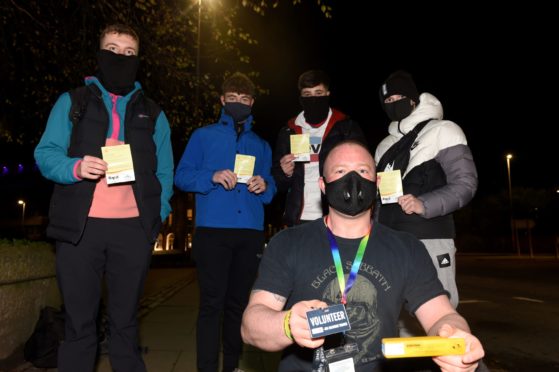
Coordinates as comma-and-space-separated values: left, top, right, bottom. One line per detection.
383, 97, 414, 122
324, 171, 377, 216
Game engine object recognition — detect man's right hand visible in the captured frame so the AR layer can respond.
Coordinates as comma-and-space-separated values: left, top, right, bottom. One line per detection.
290, 299, 328, 349
212, 169, 238, 190
77, 155, 108, 180
280, 154, 296, 177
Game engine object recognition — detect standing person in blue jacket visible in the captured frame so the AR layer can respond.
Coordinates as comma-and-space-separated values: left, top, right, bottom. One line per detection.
174, 72, 276, 372
34, 24, 173, 371
375, 70, 478, 314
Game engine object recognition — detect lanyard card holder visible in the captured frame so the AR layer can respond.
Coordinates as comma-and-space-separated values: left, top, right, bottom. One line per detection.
324, 343, 359, 372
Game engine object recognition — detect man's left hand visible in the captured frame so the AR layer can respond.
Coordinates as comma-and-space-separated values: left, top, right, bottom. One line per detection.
247, 175, 267, 194
432, 324, 485, 372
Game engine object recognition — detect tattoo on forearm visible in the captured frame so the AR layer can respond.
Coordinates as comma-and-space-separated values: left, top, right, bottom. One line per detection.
273, 294, 286, 304
250, 289, 286, 305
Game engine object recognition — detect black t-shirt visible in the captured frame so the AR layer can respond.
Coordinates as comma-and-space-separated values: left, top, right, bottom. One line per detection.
253, 219, 447, 372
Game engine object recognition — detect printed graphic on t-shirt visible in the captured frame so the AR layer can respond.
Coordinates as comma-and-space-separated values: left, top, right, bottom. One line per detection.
322, 275, 381, 364
310, 136, 322, 162
437, 253, 451, 268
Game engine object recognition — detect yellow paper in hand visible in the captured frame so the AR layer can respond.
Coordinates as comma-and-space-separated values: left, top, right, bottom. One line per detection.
377, 170, 403, 204
290, 134, 310, 162
101, 144, 135, 184
234, 154, 255, 183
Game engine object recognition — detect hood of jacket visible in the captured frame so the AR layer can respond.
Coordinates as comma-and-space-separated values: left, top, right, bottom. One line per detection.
294, 108, 333, 130
388, 92, 443, 137
85, 75, 142, 100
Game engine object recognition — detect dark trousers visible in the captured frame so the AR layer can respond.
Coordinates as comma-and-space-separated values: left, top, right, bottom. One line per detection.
56, 218, 152, 372
193, 227, 264, 372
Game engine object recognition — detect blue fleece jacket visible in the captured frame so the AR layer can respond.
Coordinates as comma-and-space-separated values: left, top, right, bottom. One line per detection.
34, 77, 174, 221
174, 110, 276, 230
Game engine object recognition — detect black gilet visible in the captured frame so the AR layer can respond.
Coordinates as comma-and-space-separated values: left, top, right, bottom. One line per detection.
47, 84, 162, 244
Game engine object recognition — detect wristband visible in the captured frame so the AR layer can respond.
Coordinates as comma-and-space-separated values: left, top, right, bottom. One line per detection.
283, 309, 293, 341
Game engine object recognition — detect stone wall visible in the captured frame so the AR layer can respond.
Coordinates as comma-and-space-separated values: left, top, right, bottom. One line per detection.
0, 240, 61, 360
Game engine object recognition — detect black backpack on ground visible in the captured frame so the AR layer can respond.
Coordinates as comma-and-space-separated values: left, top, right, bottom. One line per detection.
24, 306, 65, 368
23, 303, 111, 368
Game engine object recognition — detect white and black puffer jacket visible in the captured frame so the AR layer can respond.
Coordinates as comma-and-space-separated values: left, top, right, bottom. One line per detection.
374, 93, 478, 239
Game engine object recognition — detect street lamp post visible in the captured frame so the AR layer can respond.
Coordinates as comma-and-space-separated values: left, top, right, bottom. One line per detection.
195, 0, 202, 109
506, 154, 518, 255
18, 200, 26, 229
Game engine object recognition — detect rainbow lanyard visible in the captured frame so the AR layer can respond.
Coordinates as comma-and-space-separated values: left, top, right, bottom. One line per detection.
325, 217, 372, 305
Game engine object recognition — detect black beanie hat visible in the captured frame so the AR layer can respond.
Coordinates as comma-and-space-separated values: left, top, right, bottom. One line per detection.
379, 70, 420, 105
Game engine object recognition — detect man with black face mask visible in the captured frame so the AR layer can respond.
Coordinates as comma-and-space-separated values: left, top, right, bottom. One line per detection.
242, 141, 485, 372
34, 24, 174, 371
175, 72, 276, 372
272, 70, 367, 227
375, 71, 478, 324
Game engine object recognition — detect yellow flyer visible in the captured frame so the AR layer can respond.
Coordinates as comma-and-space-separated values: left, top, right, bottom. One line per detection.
101, 144, 135, 185
234, 154, 255, 183
290, 134, 310, 162
377, 170, 403, 204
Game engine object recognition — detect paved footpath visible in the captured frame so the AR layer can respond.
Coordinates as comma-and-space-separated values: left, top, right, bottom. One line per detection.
10, 267, 279, 372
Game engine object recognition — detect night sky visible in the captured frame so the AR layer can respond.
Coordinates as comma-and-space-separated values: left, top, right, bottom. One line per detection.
243, 2, 556, 196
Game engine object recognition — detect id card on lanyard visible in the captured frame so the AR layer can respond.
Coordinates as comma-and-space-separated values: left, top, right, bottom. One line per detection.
311, 216, 373, 372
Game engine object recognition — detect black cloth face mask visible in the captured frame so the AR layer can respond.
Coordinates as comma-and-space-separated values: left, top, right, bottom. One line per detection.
224, 102, 252, 124
383, 97, 414, 122
300, 95, 330, 125
324, 171, 377, 216
96, 49, 139, 96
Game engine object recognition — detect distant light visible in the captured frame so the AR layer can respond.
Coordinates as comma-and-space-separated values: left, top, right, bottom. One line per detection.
17, 164, 24, 173
506, 154, 513, 160
1, 166, 8, 176
18, 200, 25, 205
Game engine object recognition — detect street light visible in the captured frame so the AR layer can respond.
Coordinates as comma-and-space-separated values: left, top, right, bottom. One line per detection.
505, 154, 518, 255
18, 199, 26, 229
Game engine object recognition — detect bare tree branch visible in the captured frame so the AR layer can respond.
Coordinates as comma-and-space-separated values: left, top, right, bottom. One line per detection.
8, 0, 47, 30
